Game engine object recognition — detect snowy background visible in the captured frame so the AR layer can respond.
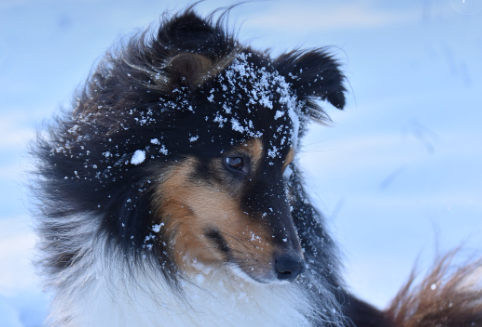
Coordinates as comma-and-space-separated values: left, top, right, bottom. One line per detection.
1, 0, 481, 326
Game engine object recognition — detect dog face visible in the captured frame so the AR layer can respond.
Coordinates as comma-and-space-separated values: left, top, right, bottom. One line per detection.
150, 52, 305, 283
154, 140, 302, 283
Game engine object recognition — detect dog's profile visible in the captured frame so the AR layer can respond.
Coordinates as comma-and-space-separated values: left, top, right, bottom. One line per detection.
33, 6, 482, 327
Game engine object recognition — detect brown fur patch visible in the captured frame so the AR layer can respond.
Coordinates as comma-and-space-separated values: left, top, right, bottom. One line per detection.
166, 51, 237, 92
386, 250, 482, 327
283, 148, 294, 171
152, 153, 278, 279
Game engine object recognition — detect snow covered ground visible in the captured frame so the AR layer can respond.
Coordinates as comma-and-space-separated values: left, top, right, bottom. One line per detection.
1, 0, 481, 326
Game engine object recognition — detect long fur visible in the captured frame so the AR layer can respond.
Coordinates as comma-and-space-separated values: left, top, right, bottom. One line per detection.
32, 6, 482, 327
386, 251, 482, 327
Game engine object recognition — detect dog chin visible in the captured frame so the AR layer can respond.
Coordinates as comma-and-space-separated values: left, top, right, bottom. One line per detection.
226, 263, 292, 286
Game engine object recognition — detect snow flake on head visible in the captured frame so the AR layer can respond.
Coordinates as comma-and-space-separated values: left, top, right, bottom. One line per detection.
189, 135, 199, 142
267, 145, 279, 159
274, 110, 285, 120
230, 118, 244, 133
131, 150, 146, 165
159, 145, 168, 155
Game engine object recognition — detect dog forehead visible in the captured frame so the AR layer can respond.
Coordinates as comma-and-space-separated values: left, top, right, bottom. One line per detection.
204, 52, 302, 151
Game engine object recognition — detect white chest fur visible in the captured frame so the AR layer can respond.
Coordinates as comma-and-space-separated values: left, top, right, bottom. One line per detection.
55, 260, 314, 327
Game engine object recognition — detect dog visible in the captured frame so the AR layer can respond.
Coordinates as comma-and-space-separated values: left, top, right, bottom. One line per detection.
33, 6, 482, 327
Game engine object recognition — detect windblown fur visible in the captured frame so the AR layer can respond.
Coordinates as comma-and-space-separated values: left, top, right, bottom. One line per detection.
32, 6, 482, 327
386, 252, 482, 327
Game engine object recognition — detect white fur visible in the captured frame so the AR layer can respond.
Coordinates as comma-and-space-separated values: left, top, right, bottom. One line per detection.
48, 240, 315, 327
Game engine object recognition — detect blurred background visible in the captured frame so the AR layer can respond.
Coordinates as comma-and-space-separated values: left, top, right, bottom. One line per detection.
1, 0, 481, 325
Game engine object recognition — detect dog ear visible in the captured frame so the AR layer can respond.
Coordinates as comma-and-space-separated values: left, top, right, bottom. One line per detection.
165, 53, 214, 91
153, 10, 234, 92
274, 49, 346, 113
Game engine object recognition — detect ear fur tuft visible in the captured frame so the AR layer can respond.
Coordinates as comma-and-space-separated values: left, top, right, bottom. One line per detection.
274, 49, 346, 118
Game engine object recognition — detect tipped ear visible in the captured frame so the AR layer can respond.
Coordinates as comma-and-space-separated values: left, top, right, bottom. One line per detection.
274, 49, 346, 110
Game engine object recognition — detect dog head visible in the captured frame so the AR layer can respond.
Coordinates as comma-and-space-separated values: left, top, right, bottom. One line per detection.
152, 50, 309, 283
51, 9, 345, 285
146, 12, 345, 284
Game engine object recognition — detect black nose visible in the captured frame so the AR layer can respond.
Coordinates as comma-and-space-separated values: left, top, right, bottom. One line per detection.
274, 255, 305, 281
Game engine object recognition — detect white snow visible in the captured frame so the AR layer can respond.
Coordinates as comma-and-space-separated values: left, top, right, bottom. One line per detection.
130, 150, 146, 165
222, 103, 232, 114
231, 118, 245, 134
214, 114, 228, 128
195, 274, 205, 284
159, 145, 168, 155
274, 110, 285, 120
189, 135, 199, 142
267, 145, 279, 159
152, 223, 164, 233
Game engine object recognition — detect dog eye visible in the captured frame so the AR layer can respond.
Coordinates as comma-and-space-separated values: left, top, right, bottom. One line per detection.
225, 157, 244, 171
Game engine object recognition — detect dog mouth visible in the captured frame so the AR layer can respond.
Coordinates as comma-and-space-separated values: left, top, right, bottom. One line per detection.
205, 228, 306, 284
226, 255, 306, 285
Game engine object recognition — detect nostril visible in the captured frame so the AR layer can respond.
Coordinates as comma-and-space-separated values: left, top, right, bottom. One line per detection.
274, 255, 305, 281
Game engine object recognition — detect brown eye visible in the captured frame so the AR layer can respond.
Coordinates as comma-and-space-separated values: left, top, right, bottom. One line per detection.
225, 157, 244, 171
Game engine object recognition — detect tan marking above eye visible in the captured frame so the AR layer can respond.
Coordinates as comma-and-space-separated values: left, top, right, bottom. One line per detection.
245, 138, 264, 162
224, 138, 264, 174
282, 148, 295, 171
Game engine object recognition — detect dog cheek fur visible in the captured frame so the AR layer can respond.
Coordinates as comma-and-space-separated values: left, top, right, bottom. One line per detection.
152, 157, 277, 280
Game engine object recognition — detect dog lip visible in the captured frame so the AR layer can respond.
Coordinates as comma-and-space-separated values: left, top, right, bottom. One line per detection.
227, 253, 306, 285
226, 263, 278, 284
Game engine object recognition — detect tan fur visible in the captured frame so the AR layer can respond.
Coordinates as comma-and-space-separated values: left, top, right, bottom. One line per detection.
151, 141, 282, 278
235, 138, 264, 170
386, 251, 482, 327
150, 139, 298, 278
165, 51, 238, 91
283, 148, 294, 171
